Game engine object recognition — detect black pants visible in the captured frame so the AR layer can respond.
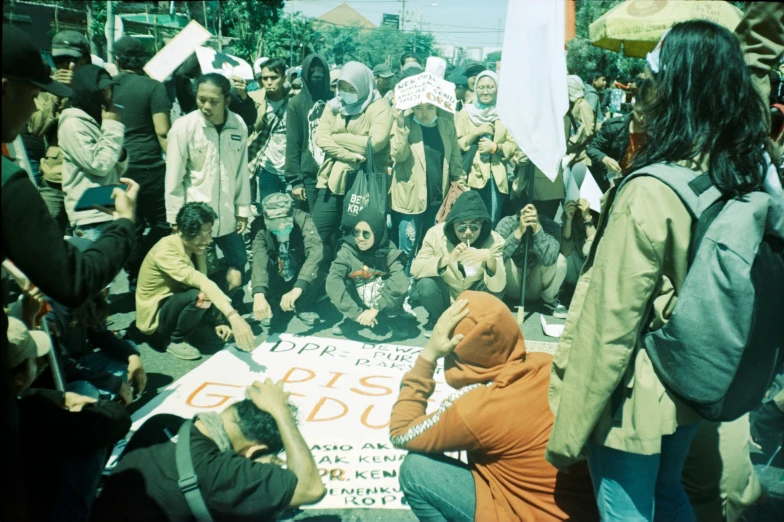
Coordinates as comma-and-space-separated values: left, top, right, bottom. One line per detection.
265, 263, 325, 311
156, 289, 206, 343
126, 169, 171, 280
411, 277, 501, 324
156, 269, 239, 343
311, 188, 344, 262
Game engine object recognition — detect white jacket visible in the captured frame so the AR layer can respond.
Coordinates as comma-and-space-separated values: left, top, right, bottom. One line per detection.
59, 108, 128, 227
165, 109, 251, 237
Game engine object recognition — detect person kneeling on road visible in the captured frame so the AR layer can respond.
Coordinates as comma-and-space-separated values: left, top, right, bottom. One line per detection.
135, 202, 255, 360
410, 190, 505, 337
389, 292, 598, 521
251, 193, 325, 329
326, 208, 411, 336
92, 379, 326, 521
496, 204, 568, 318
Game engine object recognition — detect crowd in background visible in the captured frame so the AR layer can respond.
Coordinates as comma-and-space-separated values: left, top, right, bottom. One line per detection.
2, 3, 784, 521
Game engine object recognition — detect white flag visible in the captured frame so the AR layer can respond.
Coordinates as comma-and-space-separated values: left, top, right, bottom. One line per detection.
497, 0, 568, 182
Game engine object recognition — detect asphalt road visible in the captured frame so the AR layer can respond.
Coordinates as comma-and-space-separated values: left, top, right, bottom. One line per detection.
106, 271, 783, 522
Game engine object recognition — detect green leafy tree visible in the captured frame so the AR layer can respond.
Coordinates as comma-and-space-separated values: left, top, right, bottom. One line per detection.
212, 0, 284, 62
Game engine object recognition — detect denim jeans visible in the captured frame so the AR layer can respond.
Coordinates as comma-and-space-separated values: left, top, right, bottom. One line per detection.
211, 232, 248, 273
391, 206, 440, 276
476, 177, 506, 228
255, 168, 288, 213
66, 350, 132, 401
399, 453, 476, 522
586, 423, 700, 522
73, 221, 112, 242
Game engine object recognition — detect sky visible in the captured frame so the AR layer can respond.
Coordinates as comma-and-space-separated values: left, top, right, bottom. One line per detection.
287, 0, 511, 50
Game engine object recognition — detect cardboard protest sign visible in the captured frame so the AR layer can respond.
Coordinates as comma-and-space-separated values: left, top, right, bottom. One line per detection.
143, 20, 212, 82
106, 334, 457, 510
563, 163, 603, 212
195, 46, 254, 81
395, 72, 457, 114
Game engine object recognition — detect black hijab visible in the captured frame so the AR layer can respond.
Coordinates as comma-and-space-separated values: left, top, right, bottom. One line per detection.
70, 64, 114, 124
343, 208, 394, 271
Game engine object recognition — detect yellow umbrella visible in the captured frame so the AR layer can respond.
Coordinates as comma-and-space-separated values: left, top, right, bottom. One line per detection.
589, 0, 743, 58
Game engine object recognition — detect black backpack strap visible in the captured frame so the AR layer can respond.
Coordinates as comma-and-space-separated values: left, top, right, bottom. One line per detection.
176, 420, 214, 522
2, 156, 28, 187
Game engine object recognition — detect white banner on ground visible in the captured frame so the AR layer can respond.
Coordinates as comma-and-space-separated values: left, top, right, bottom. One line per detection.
195, 46, 254, 81
107, 334, 456, 510
143, 20, 212, 82
497, 0, 568, 181
394, 72, 457, 114
563, 164, 603, 213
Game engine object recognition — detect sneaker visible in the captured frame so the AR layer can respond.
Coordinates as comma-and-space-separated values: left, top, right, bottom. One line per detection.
261, 317, 271, 327
422, 321, 435, 339
402, 296, 417, 317
543, 299, 569, 319
297, 311, 320, 327
332, 321, 343, 336
166, 341, 201, 360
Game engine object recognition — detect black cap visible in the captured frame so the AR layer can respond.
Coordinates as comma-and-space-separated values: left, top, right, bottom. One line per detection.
51, 30, 90, 59
447, 71, 468, 87
464, 61, 487, 78
113, 36, 145, 58
372, 64, 395, 78
3, 25, 73, 98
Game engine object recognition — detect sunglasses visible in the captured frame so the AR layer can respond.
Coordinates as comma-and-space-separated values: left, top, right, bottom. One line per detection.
353, 229, 372, 240
53, 55, 72, 67
456, 223, 481, 233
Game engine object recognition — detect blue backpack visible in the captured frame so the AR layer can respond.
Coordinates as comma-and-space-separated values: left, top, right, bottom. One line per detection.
619, 163, 784, 422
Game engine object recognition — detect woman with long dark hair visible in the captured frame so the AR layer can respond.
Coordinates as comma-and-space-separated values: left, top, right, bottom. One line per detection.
546, 21, 782, 522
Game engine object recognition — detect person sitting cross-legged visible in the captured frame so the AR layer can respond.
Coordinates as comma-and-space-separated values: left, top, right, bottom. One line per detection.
496, 204, 568, 318
251, 193, 325, 329
326, 209, 411, 336
410, 190, 505, 337
135, 202, 255, 360
389, 292, 598, 521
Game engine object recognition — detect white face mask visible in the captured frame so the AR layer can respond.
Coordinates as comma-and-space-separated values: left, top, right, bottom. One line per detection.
339, 90, 359, 105
413, 115, 437, 127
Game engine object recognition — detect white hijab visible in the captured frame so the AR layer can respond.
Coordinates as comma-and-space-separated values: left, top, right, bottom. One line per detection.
328, 61, 380, 117
464, 70, 500, 126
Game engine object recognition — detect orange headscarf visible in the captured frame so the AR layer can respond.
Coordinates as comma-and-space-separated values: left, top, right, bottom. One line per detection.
444, 291, 528, 389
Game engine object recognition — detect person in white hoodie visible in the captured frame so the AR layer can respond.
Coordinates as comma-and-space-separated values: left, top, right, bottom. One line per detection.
60, 64, 128, 240
165, 73, 251, 275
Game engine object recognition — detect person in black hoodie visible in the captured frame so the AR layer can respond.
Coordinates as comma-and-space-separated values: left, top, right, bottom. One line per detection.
326, 209, 410, 335
586, 102, 646, 191
285, 54, 333, 213
410, 191, 506, 336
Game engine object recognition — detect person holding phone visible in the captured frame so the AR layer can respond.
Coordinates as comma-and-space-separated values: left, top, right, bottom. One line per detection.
60, 64, 127, 241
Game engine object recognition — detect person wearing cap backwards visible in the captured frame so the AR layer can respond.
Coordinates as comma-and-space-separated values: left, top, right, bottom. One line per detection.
136, 202, 255, 360
26, 30, 93, 234
389, 292, 598, 521
372, 63, 397, 107
285, 53, 332, 213
251, 193, 325, 329
447, 69, 469, 112
2, 25, 139, 521
463, 61, 487, 105
7, 315, 132, 522
112, 36, 172, 289
60, 63, 129, 241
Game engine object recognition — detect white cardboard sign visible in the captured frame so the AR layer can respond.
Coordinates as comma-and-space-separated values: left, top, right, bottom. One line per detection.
106, 334, 456, 510
195, 46, 254, 81
563, 164, 603, 213
143, 20, 212, 82
394, 72, 457, 114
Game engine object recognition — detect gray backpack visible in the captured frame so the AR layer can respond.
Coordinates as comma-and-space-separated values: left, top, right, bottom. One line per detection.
619, 163, 784, 422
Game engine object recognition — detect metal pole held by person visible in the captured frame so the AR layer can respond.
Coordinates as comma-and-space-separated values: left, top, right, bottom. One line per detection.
516, 164, 536, 327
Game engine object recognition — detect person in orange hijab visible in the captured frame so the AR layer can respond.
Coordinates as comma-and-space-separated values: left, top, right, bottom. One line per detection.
389, 291, 597, 522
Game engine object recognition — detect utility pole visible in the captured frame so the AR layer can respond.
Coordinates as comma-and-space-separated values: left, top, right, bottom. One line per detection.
202, 0, 208, 28
106, 1, 114, 64
217, 0, 223, 52
401, 0, 405, 31
290, 4, 294, 68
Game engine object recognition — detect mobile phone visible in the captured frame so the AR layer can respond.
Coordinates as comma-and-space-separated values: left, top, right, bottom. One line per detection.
73, 184, 127, 212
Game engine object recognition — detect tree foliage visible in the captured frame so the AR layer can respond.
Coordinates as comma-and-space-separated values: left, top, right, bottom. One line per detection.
210, 0, 284, 62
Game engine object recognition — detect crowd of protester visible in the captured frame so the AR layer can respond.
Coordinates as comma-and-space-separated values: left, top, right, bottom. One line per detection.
2, 3, 784, 521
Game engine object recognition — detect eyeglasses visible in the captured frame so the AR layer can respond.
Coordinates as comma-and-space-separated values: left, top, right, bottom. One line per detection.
353, 229, 372, 240
476, 86, 496, 93
52, 55, 72, 67
456, 223, 481, 233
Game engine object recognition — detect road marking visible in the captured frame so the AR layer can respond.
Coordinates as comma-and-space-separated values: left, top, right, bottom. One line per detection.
525, 340, 559, 355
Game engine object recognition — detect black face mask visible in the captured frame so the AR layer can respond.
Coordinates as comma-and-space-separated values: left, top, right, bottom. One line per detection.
309, 71, 327, 100
310, 71, 325, 84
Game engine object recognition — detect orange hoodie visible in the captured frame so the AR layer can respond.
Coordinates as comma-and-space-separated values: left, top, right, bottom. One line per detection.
390, 291, 597, 521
